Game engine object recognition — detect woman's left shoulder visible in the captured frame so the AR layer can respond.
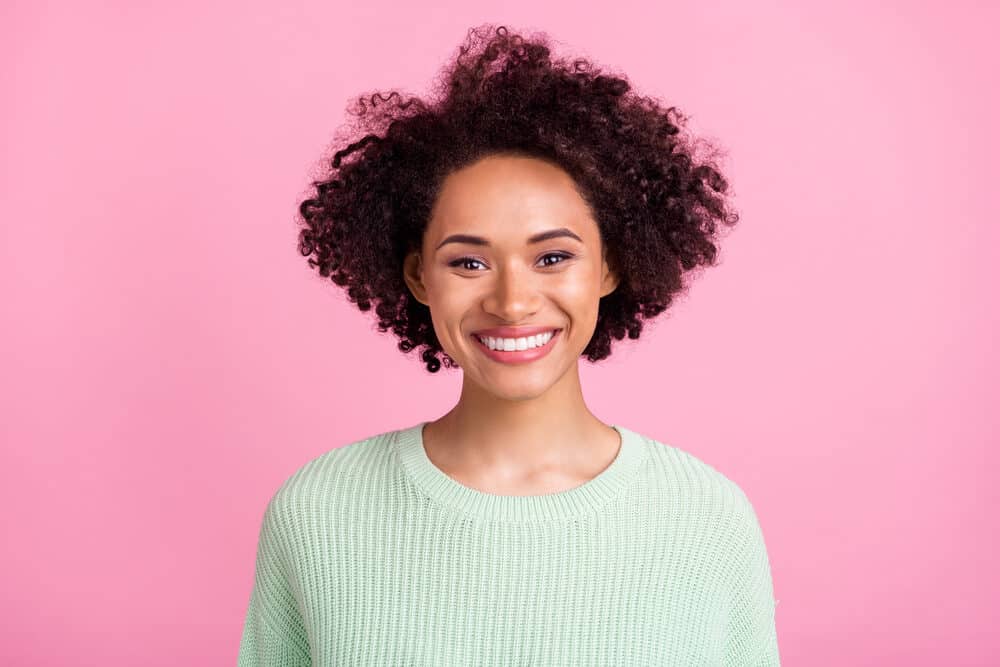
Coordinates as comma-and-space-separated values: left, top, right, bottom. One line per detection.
631, 427, 768, 528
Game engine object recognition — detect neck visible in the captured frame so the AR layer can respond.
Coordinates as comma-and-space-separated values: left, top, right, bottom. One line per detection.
425, 364, 617, 476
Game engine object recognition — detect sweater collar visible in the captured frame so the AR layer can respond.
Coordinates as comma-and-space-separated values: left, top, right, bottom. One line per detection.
394, 420, 649, 522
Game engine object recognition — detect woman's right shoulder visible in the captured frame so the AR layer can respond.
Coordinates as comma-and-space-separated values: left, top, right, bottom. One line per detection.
268, 424, 407, 506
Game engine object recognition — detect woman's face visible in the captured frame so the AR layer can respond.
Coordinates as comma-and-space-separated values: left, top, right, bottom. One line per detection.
403, 153, 619, 399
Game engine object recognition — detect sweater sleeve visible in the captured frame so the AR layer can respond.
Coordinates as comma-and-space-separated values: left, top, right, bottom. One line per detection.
237, 497, 312, 667
723, 493, 781, 667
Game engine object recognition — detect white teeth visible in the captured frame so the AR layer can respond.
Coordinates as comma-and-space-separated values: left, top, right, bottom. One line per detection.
475, 330, 556, 351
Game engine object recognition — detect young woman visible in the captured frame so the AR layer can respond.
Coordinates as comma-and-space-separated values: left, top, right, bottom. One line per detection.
238, 24, 780, 666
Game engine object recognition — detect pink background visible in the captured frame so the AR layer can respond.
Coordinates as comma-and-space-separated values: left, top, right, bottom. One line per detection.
2, 1, 997, 664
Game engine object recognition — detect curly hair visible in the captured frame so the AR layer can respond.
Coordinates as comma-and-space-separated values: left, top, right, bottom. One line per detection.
297, 23, 739, 373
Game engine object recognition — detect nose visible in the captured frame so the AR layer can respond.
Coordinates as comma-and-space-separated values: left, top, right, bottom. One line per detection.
482, 262, 542, 322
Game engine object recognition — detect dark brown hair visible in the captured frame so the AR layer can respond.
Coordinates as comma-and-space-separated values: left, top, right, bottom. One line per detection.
297, 23, 739, 372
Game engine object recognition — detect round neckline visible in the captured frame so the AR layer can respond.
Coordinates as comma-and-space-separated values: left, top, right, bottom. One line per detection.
393, 420, 649, 522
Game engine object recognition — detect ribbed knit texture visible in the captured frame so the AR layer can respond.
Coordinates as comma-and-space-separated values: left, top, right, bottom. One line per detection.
237, 421, 780, 666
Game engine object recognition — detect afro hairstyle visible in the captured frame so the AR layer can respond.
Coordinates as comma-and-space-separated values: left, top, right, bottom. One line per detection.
297, 23, 740, 373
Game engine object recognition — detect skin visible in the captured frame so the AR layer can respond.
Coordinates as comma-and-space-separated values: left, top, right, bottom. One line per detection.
402, 153, 622, 495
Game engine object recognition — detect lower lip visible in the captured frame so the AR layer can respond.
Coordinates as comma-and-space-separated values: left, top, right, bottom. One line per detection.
471, 329, 562, 365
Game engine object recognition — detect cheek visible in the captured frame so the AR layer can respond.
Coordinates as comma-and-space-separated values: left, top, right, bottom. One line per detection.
551, 266, 602, 308
425, 286, 474, 347
567, 264, 608, 322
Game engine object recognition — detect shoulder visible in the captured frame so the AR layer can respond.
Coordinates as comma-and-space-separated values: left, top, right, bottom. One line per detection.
634, 428, 768, 548
265, 425, 404, 514
635, 429, 775, 588
639, 430, 753, 504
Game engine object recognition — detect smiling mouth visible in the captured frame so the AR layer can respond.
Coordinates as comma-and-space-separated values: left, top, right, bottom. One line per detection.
469, 328, 563, 364
472, 329, 561, 351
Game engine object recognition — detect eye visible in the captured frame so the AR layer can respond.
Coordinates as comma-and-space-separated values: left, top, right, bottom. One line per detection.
448, 257, 487, 271
539, 252, 573, 267
447, 252, 575, 272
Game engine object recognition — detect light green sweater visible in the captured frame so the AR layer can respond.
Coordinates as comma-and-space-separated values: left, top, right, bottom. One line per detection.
237, 421, 780, 666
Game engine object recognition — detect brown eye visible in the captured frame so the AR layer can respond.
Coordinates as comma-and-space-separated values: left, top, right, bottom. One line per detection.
447, 253, 574, 272
539, 252, 573, 267
448, 257, 487, 271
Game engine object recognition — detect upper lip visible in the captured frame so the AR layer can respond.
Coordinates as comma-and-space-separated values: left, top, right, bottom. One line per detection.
472, 326, 561, 338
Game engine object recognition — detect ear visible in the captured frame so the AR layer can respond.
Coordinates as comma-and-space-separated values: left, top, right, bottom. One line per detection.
402, 249, 430, 306
599, 248, 620, 298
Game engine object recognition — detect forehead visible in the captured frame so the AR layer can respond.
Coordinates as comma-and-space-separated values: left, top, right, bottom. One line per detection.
429, 154, 596, 234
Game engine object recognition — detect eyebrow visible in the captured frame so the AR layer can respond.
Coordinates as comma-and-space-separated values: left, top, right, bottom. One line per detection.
435, 227, 584, 251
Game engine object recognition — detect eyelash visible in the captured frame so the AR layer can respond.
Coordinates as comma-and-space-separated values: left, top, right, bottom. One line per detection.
448, 252, 575, 272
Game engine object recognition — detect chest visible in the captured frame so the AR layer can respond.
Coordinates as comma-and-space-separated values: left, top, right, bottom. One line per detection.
292, 513, 730, 666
